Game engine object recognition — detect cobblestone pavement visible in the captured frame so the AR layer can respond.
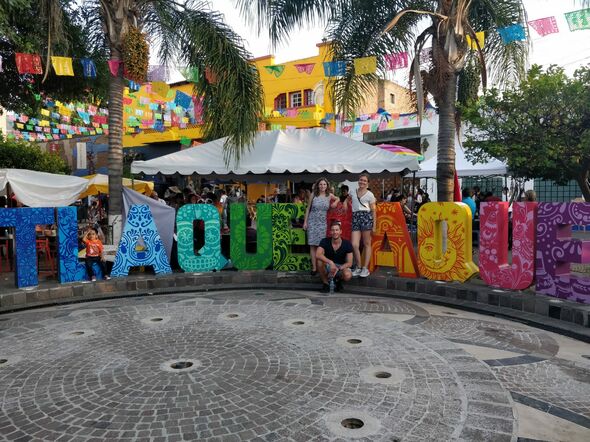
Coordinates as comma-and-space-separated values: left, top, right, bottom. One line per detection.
0, 290, 589, 441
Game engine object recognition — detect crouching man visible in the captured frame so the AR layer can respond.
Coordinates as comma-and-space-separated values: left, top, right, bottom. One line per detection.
316, 221, 353, 293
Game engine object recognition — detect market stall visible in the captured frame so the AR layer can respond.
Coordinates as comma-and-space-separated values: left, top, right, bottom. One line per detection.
79, 174, 154, 198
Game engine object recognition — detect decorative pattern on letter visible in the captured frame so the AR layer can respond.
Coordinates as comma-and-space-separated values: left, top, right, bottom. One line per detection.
369, 203, 419, 277
479, 202, 537, 290
0, 208, 54, 287
417, 202, 478, 282
230, 203, 273, 270
535, 203, 590, 303
176, 204, 227, 272
271, 203, 310, 271
57, 207, 86, 283
111, 204, 172, 277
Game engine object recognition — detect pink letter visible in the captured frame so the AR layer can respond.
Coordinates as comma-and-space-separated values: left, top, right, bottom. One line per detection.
479, 202, 537, 290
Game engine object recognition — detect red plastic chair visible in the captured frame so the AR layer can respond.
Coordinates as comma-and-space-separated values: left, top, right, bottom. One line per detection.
36, 238, 56, 276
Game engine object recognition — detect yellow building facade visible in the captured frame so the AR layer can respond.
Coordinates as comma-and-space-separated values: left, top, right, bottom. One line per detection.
122, 41, 414, 147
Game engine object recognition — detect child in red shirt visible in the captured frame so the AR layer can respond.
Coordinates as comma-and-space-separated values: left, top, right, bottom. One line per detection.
83, 229, 110, 281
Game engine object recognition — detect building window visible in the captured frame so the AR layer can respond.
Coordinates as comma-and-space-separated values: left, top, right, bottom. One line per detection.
289, 91, 302, 108
390, 93, 395, 104
304, 89, 315, 106
274, 93, 287, 109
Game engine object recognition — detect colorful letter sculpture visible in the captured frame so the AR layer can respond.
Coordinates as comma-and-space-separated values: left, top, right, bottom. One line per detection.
369, 203, 418, 277
176, 204, 228, 272
417, 202, 478, 282
57, 207, 86, 283
230, 203, 273, 270
111, 204, 172, 277
535, 203, 590, 303
479, 202, 537, 290
0, 207, 54, 287
271, 203, 310, 271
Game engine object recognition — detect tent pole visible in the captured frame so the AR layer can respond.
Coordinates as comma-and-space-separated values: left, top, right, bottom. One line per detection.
410, 171, 416, 237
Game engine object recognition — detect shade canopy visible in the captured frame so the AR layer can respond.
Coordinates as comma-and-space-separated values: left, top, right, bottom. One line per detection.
131, 128, 419, 179
415, 147, 508, 178
0, 169, 89, 207
79, 174, 154, 198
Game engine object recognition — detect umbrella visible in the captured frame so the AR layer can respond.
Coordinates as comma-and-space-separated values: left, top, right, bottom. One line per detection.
377, 144, 424, 161
79, 174, 154, 198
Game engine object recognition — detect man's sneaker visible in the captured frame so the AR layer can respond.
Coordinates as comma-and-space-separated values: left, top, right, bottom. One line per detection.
320, 283, 330, 293
359, 267, 370, 278
91, 276, 97, 282
352, 268, 362, 277
104, 275, 111, 280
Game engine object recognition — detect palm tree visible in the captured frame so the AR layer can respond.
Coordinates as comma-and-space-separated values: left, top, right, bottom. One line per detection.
7, 0, 264, 243
238, 0, 528, 202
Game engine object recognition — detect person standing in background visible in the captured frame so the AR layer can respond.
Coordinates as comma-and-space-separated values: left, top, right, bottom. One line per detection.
351, 174, 377, 278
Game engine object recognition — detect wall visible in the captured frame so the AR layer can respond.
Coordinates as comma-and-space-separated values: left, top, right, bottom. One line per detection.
357, 80, 414, 116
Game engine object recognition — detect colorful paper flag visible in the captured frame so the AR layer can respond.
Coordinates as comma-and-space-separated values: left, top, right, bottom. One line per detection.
353, 56, 377, 75
51, 56, 74, 76
15, 53, 43, 74
384, 52, 408, 70
528, 16, 559, 37
264, 65, 286, 77
323, 61, 346, 77
466, 31, 485, 50
147, 65, 169, 82
294, 63, 315, 74
108, 60, 122, 76
80, 58, 96, 78
564, 8, 590, 31
174, 90, 192, 109
151, 81, 170, 98
497, 24, 527, 44
0, 55, 3, 73
181, 66, 199, 83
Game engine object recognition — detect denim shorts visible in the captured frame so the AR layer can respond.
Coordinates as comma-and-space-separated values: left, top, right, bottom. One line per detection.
352, 211, 373, 231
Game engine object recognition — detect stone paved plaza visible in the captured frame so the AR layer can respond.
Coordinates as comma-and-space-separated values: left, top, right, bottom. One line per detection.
0, 289, 589, 441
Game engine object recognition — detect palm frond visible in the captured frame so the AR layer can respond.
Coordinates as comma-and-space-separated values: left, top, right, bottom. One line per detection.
234, 0, 343, 46
143, 1, 264, 165
326, 0, 430, 118
469, 0, 529, 88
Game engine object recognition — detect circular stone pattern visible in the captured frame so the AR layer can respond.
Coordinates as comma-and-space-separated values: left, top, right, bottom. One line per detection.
0, 294, 514, 440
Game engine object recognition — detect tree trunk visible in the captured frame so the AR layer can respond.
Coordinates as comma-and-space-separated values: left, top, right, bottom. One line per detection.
576, 170, 590, 202
436, 72, 458, 202
107, 51, 125, 245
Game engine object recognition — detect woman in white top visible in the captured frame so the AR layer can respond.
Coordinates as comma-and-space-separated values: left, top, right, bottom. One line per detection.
351, 174, 377, 278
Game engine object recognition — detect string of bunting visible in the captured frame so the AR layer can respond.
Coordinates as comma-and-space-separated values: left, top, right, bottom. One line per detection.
6, 7, 588, 81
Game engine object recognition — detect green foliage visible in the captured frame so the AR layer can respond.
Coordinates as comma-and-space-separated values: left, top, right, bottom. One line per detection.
0, 138, 70, 174
463, 65, 590, 195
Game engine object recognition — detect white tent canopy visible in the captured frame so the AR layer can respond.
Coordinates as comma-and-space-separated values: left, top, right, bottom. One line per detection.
415, 146, 508, 178
0, 169, 89, 207
131, 128, 419, 180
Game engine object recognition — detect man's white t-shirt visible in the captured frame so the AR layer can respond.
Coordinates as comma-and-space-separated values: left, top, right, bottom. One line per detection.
351, 190, 376, 212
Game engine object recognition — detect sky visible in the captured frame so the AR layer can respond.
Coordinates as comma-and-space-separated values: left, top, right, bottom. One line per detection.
212, 0, 590, 75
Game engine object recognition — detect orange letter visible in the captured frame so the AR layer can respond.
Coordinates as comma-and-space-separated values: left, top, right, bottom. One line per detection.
369, 203, 419, 277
